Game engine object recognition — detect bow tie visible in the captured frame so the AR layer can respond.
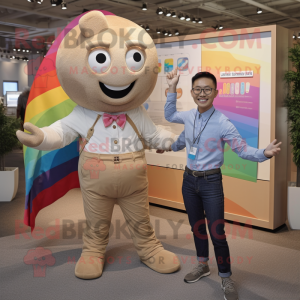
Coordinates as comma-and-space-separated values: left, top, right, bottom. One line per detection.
103, 113, 126, 129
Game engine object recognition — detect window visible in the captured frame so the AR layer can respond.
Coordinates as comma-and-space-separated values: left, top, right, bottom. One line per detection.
3, 81, 18, 96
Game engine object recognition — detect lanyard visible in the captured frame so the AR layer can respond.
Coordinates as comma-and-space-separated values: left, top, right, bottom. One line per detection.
192, 108, 215, 145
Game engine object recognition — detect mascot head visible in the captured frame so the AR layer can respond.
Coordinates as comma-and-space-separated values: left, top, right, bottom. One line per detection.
56, 11, 158, 113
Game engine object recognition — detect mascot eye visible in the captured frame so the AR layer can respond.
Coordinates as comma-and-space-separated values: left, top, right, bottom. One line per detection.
88, 49, 111, 73
125, 49, 145, 72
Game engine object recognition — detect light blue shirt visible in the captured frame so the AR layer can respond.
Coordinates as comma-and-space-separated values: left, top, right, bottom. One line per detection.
164, 92, 269, 171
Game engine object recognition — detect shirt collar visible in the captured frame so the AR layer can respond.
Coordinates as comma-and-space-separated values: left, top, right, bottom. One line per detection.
197, 105, 215, 121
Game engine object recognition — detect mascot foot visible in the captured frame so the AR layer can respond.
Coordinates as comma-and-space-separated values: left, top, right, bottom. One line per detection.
141, 250, 180, 274
75, 255, 104, 279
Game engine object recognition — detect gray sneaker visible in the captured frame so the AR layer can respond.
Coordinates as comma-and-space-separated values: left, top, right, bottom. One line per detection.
184, 263, 210, 283
221, 277, 238, 300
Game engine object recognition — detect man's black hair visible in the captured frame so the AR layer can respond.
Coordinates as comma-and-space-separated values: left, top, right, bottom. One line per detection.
192, 72, 217, 88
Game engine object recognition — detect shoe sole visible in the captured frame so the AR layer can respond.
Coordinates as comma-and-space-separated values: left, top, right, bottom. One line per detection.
184, 271, 210, 283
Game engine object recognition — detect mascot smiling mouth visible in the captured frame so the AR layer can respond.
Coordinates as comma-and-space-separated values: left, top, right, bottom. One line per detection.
99, 81, 135, 99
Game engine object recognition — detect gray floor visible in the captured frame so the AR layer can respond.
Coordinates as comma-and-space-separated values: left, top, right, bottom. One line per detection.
1, 152, 300, 300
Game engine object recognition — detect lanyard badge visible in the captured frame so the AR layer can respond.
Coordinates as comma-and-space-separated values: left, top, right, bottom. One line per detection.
188, 144, 198, 160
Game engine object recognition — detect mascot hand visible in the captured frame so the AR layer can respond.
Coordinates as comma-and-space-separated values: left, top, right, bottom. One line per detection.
16, 122, 44, 148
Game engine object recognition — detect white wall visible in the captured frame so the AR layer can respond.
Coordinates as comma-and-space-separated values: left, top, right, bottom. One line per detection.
0, 60, 28, 96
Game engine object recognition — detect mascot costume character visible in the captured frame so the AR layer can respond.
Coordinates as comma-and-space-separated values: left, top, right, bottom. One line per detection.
17, 10, 181, 279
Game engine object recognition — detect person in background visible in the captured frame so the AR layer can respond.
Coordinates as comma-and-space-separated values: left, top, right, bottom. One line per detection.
17, 87, 30, 131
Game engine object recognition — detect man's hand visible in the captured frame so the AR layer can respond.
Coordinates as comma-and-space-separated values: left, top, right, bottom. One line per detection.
264, 139, 282, 158
166, 67, 180, 93
156, 146, 172, 154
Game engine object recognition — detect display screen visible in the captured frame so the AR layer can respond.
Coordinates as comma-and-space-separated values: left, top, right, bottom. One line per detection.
6, 91, 21, 107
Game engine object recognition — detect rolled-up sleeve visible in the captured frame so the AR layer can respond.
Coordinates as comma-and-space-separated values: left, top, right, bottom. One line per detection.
221, 119, 269, 162
164, 93, 189, 124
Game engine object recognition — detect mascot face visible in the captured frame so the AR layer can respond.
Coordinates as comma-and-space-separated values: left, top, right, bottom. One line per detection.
56, 11, 158, 113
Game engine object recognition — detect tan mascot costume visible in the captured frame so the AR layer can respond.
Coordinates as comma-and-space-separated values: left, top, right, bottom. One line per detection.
17, 11, 181, 279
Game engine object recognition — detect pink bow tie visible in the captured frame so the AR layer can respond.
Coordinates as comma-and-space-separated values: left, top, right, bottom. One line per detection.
103, 113, 126, 129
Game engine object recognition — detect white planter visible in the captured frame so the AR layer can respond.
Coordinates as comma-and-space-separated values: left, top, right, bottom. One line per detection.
0, 167, 19, 202
287, 182, 300, 230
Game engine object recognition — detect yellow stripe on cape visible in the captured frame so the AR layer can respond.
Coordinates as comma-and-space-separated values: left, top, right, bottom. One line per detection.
26, 86, 69, 122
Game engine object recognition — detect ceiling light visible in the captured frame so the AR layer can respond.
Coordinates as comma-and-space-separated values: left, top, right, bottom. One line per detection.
171, 12, 176, 17
163, 30, 168, 36
218, 25, 223, 30
22, 49, 25, 52
13, 48, 16, 51
37, 51, 39, 54
192, 17, 196, 23
146, 25, 150, 31
61, 1, 67, 9
257, 7, 262, 14
168, 32, 172, 36
156, 29, 161, 34
175, 30, 179, 36
292, 33, 296, 39
298, 32, 300, 39
185, 15, 191, 21
166, 10, 171, 17
26, 50, 29, 53
27, 0, 34, 2
17, 49, 20, 52
51, 0, 62, 5
142, 3, 147, 11
37, 0, 43, 4
179, 14, 185, 20
10, 56, 12, 59
156, 7, 163, 15
198, 18, 203, 24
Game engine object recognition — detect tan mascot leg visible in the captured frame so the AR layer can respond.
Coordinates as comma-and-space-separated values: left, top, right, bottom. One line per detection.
117, 154, 180, 273
75, 151, 180, 279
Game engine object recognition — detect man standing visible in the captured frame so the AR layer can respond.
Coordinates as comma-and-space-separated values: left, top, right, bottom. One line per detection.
164, 68, 281, 300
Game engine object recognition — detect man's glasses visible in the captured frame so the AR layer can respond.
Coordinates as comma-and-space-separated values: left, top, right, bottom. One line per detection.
192, 87, 215, 95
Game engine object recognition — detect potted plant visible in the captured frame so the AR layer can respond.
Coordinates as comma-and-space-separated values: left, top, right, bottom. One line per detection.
285, 42, 300, 229
0, 103, 21, 202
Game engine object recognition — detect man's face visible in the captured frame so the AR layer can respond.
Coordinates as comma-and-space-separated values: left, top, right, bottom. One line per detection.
190, 77, 218, 113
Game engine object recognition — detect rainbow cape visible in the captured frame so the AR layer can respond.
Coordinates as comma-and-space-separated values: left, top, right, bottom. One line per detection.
24, 10, 114, 230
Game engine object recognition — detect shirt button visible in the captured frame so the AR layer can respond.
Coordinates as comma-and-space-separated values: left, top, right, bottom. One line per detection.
113, 125, 116, 129
114, 140, 118, 144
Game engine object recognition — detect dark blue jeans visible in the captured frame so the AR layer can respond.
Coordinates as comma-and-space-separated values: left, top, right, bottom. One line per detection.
182, 170, 232, 277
